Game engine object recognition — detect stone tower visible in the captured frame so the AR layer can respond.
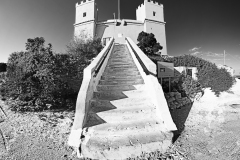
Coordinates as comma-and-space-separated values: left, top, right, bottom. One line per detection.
74, 0, 97, 39
136, 0, 167, 55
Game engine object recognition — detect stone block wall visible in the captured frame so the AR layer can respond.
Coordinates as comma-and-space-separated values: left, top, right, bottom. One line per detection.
164, 92, 192, 110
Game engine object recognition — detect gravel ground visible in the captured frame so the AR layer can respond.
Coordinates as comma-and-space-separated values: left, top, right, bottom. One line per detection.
0, 79, 240, 160
0, 100, 79, 160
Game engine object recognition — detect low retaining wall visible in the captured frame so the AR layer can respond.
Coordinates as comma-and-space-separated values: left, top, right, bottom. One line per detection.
68, 37, 114, 149
126, 37, 177, 132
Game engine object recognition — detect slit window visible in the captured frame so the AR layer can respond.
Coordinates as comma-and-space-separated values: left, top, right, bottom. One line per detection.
160, 68, 165, 72
153, 11, 156, 16
83, 12, 86, 17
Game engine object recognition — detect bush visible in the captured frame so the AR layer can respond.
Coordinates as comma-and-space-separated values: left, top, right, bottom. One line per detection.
66, 34, 103, 80
172, 55, 234, 96
1, 35, 103, 112
0, 38, 64, 111
137, 31, 163, 56
146, 54, 234, 96
2, 38, 73, 110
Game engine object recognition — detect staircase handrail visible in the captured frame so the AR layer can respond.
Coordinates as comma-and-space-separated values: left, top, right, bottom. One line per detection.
90, 38, 114, 77
126, 37, 177, 132
68, 37, 114, 148
125, 37, 157, 76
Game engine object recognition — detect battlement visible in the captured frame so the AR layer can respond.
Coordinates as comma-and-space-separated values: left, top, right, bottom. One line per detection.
136, 0, 164, 22
76, 0, 95, 7
137, 0, 163, 9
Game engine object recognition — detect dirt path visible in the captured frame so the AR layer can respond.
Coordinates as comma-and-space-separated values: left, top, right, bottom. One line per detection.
172, 79, 240, 160
0, 100, 79, 160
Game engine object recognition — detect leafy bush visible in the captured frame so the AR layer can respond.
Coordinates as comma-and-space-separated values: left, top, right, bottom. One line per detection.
137, 31, 163, 56
172, 55, 235, 95
1, 35, 103, 112
175, 75, 203, 100
2, 38, 72, 110
66, 34, 103, 80
148, 54, 235, 96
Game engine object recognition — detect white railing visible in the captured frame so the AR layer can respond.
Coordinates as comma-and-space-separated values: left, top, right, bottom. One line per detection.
126, 37, 177, 132
68, 37, 114, 148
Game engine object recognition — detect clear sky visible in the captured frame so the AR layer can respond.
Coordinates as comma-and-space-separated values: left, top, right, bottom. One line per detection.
1, 0, 240, 74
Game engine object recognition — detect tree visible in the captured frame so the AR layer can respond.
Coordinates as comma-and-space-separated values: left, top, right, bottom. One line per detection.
66, 33, 103, 79
137, 31, 163, 55
1, 35, 104, 112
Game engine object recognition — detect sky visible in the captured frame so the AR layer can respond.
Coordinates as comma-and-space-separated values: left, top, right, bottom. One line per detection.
1, 0, 240, 74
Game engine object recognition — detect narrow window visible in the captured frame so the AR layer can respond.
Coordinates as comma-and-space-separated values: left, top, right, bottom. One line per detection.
83, 12, 86, 17
187, 69, 192, 76
160, 68, 165, 72
153, 11, 156, 16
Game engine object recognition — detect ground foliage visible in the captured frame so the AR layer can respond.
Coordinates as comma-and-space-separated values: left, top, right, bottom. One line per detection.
0, 35, 103, 112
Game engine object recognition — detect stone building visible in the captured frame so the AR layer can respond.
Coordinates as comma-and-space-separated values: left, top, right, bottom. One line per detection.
74, 0, 168, 55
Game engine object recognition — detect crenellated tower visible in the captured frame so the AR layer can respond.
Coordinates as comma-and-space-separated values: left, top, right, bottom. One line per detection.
74, 0, 97, 38
136, 0, 167, 55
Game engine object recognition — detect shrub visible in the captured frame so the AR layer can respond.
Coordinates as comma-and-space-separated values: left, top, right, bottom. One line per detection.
180, 75, 203, 100
146, 54, 234, 96
1, 35, 103, 112
1, 38, 73, 111
137, 31, 163, 56
172, 55, 235, 96
66, 34, 103, 80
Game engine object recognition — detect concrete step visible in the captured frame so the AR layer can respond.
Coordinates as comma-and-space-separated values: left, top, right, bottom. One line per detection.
107, 58, 133, 61
86, 107, 156, 123
93, 91, 127, 101
108, 61, 134, 64
104, 68, 139, 73
107, 63, 134, 66
90, 98, 155, 114
107, 61, 134, 65
90, 97, 149, 110
98, 79, 144, 85
103, 70, 140, 75
101, 75, 142, 80
97, 84, 137, 91
102, 71, 140, 76
106, 64, 136, 68
90, 118, 159, 132
82, 128, 172, 160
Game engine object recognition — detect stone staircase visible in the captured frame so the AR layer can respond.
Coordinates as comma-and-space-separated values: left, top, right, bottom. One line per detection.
81, 44, 173, 159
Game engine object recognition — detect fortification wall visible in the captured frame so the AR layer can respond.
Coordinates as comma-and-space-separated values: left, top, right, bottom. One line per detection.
75, 0, 96, 24
136, 3, 146, 22
145, 0, 164, 22
96, 20, 144, 44
74, 22, 95, 38
136, 0, 164, 23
